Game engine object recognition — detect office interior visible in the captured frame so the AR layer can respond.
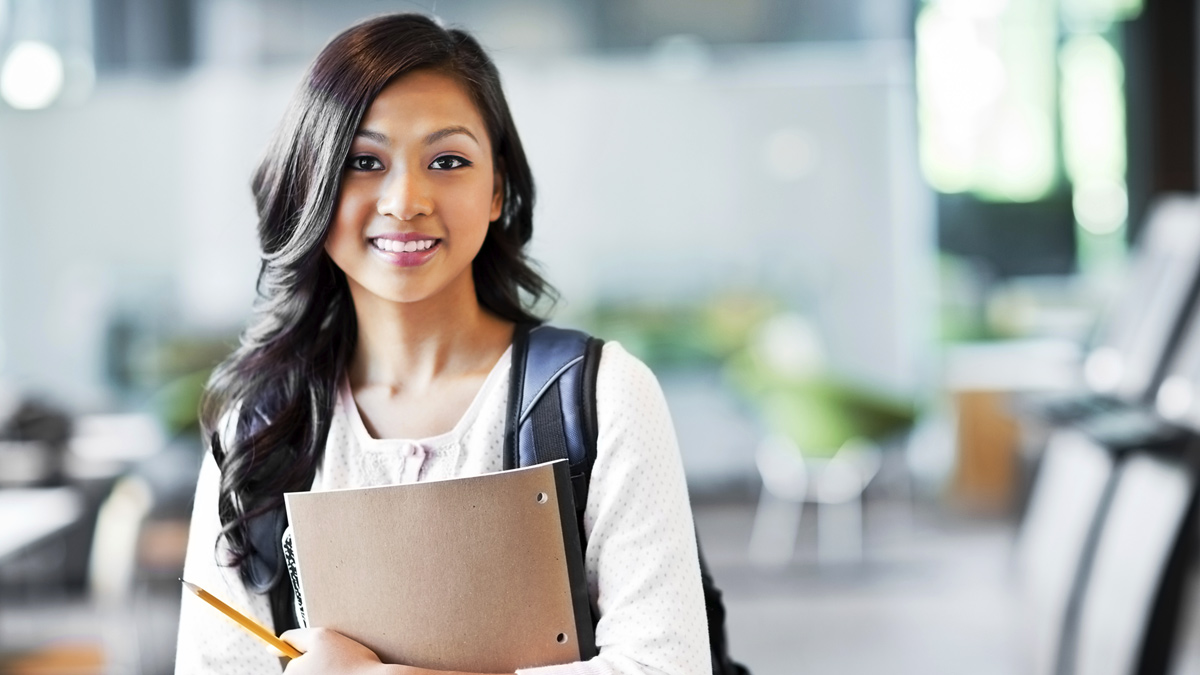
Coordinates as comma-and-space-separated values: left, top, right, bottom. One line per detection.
0, 0, 1197, 673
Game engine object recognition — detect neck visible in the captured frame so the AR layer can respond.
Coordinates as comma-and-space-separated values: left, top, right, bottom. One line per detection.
346, 275, 514, 391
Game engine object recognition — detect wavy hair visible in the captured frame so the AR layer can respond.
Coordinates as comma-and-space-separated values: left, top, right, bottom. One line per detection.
199, 13, 552, 600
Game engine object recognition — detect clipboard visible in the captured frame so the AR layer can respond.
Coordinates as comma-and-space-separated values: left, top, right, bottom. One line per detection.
284, 459, 594, 672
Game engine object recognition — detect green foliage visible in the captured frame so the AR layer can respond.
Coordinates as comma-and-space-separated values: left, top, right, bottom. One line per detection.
148, 369, 212, 438
583, 295, 919, 458
584, 294, 777, 369
724, 347, 918, 457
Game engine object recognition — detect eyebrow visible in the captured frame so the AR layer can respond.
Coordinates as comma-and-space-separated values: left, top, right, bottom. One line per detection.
354, 129, 390, 145
353, 126, 480, 146
424, 126, 479, 145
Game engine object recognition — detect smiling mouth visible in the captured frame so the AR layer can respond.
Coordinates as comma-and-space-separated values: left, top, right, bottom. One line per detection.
370, 237, 440, 253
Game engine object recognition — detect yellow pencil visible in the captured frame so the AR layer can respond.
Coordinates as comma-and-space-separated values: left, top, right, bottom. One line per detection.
181, 579, 303, 659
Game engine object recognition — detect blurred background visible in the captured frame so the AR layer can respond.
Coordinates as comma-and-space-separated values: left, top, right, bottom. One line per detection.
0, 0, 1197, 673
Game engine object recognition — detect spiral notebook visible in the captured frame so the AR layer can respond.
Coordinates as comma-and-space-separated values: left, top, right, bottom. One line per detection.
283, 459, 593, 673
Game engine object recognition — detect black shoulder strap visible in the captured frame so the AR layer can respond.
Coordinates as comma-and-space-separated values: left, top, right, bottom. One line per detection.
503, 323, 604, 518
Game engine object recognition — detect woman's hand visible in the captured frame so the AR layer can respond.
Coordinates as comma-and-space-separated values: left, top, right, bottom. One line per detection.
281, 628, 514, 675
281, 627, 396, 675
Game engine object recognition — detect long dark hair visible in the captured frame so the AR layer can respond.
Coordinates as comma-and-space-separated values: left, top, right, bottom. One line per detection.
199, 13, 552, 592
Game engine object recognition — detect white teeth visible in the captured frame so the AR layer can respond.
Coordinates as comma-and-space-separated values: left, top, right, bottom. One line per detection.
374, 238, 436, 253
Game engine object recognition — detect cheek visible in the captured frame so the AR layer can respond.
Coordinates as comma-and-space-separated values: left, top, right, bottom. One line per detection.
342, 180, 380, 219
325, 196, 367, 263
446, 178, 499, 237
334, 188, 370, 229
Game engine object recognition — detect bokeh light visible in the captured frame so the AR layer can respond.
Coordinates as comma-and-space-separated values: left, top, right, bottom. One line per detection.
1, 41, 65, 110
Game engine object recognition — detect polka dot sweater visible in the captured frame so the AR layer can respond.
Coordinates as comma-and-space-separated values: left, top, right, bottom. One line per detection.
175, 342, 712, 675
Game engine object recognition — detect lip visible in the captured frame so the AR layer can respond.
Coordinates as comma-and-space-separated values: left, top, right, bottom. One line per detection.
368, 234, 442, 268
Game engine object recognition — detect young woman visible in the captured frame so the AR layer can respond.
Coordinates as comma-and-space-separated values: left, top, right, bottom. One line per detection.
175, 13, 709, 675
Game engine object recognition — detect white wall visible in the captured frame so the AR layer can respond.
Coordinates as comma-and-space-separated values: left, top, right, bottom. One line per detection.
0, 68, 296, 406
507, 42, 936, 394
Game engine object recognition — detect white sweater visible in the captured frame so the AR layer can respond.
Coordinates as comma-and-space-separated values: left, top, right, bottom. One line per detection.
175, 341, 712, 675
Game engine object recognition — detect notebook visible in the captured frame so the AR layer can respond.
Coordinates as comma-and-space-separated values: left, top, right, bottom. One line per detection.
283, 459, 593, 672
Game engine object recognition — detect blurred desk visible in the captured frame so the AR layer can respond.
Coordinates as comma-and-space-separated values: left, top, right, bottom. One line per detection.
0, 487, 83, 564
944, 339, 1082, 393
944, 339, 1081, 512
0, 488, 96, 668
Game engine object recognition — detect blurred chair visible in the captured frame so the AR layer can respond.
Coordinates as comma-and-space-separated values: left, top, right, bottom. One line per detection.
1016, 429, 1118, 675
737, 313, 913, 567
1067, 451, 1198, 675
748, 434, 881, 567
1166, 514, 1200, 674
1016, 195, 1200, 674
748, 434, 807, 566
1021, 194, 1200, 427
89, 474, 155, 675
1018, 432, 1200, 675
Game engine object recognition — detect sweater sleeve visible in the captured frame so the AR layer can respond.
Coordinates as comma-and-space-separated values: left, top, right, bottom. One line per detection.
517, 342, 712, 675
175, 429, 286, 675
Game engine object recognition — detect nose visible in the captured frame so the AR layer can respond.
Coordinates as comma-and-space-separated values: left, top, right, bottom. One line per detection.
376, 169, 433, 221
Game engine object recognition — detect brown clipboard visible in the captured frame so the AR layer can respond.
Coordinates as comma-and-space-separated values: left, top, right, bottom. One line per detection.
284, 459, 593, 672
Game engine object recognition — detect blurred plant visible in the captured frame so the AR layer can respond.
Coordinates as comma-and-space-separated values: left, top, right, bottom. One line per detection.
147, 369, 212, 438
585, 296, 918, 458
139, 335, 235, 439
725, 312, 918, 458
584, 292, 777, 368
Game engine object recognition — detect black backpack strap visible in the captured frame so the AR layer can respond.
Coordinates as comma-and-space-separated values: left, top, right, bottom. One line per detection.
503, 324, 603, 520
697, 537, 751, 675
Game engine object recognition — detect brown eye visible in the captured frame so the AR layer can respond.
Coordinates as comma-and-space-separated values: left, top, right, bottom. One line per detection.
429, 155, 470, 170
347, 155, 383, 171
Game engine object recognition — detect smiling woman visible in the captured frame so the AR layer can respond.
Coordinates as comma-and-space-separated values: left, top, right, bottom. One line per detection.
175, 12, 710, 675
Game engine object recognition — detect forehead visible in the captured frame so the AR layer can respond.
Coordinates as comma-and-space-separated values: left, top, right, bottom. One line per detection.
358, 70, 489, 143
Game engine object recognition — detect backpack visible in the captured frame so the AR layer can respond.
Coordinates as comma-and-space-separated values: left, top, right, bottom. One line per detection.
505, 324, 750, 675
250, 323, 749, 675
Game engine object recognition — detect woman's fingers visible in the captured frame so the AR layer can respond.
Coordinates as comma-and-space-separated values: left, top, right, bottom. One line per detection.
280, 628, 386, 674
279, 627, 317, 653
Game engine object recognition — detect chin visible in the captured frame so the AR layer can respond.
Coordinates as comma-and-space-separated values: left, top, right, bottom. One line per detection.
346, 264, 475, 309
367, 277, 458, 306
374, 286, 439, 305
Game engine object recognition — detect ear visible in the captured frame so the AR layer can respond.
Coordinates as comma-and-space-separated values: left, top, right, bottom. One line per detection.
490, 164, 504, 223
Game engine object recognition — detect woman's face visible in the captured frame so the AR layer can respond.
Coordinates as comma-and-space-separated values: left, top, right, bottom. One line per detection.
325, 69, 502, 309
